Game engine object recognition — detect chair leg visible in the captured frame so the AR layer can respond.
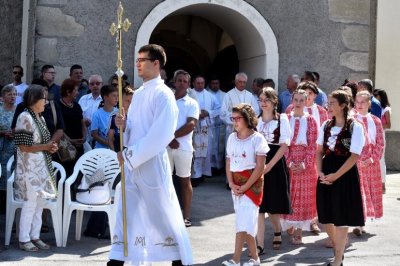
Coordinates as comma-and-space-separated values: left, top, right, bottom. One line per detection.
50, 209, 62, 247
107, 210, 116, 244
75, 210, 84, 241
62, 208, 73, 247
5, 207, 17, 245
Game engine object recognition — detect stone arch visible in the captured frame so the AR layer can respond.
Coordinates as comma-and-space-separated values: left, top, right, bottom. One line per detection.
134, 0, 279, 88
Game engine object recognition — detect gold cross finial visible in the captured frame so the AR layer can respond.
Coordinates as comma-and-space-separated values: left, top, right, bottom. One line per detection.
110, 2, 131, 36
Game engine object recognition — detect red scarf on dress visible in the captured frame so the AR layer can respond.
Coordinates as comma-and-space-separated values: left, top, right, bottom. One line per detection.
232, 169, 263, 206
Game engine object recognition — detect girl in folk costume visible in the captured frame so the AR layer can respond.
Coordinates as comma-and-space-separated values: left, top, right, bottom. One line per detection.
373, 88, 391, 194
255, 87, 291, 253
223, 104, 269, 266
353, 91, 384, 236
285, 81, 328, 129
316, 90, 365, 266
281, 89, 319, 244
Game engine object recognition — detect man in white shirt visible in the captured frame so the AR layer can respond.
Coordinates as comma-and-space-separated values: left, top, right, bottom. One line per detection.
109, 44, 192, 266
208, 77, 226, 170
220, 72, 260, 140
78, 74, 103, 146
10, 65, 28, 104
190, 75, 220, 185
168, 69, 200, 228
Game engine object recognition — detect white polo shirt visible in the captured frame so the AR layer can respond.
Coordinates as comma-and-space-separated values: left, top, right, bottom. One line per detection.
78, 93, 102, 121
175, 94, 200, 152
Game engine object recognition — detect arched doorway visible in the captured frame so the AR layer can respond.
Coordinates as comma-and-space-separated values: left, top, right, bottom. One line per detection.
134, 0, 279, 89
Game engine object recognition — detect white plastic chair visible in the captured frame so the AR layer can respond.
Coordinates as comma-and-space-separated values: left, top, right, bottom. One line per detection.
62, 148, 120, 247
5, 160, 66, 247
6, 155, 14, 178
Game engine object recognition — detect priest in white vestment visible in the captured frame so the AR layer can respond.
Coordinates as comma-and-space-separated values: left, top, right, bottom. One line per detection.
208, 77, 226, 170
109, 44, 192, 266
220, 72, 260, 141
190, 76, 220, 184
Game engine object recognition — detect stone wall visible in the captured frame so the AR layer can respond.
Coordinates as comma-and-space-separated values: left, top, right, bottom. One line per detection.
29, 0, 373, 91
0, 1, 23, 86
253, 0, 371, 92
33, 0, 159, 85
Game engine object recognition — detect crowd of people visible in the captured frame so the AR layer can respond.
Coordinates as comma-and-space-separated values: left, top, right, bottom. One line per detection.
0, 43, 392, 266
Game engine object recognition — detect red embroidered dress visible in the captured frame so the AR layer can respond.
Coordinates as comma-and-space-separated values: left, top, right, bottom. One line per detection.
282, 115, 318, 229
356, 114, 384, 219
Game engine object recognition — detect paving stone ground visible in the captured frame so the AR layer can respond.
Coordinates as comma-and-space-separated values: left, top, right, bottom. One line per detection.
1, 172, 399, 265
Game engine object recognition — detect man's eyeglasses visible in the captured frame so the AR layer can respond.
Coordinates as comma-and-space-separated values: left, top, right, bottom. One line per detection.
136, 57, 154, 63
13, 71, 22, 75
230, 116, 244, 122
45, 72, 56, 75
89, 82, 102, 86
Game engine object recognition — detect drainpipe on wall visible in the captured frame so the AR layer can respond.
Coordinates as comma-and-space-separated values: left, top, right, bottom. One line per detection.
21, 0, 36, 83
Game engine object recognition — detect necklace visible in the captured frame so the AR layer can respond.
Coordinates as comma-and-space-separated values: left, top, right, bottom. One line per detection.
61, 98, 74, 108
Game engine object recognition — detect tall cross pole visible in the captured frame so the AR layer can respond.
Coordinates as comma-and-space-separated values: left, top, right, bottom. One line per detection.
109, 1, 131, 257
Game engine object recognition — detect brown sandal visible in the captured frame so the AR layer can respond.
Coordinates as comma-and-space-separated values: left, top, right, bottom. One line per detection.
19, 241, 39, 252
32, 239, 50, 250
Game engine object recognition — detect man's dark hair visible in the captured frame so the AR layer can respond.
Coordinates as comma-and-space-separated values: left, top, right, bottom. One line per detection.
13, 65, 23, 72
312, 71, 320, 82
253, 78, 264, 88
41, 64, 55, 73
69, 64, 83, 76
31, 78, 49, 89
100, 84, 118, 98
138, 44, 167, 67
358, 79, 374, 93
303, 71, 316, 82
263, 78, 275, 89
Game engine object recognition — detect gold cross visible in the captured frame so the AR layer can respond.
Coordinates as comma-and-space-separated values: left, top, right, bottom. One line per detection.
109, 2, 131, 73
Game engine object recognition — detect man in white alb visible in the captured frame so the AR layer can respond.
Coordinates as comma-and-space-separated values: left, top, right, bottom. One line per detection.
220, 72, 260, 141
108, 44, 193, 266
190, 75, 219, 185
208, 77, 226, 171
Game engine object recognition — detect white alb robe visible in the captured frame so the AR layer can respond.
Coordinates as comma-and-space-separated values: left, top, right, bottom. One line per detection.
191, 88, 220, 178
220, 87, 260, 140
209, 89, 226, 169
109, 76, 193, 265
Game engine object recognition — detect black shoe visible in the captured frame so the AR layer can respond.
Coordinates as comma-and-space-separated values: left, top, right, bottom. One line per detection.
107, 259, 124, 266
84, 231, 110, 239
191, 178, 201, 187
172, 260, 183, 266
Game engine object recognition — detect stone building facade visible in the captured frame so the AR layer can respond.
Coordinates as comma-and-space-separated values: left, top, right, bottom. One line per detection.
1, 0, 399, 169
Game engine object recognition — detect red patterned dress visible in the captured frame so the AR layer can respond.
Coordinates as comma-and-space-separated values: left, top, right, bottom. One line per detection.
356, 113, 384, 219
285, 103, 328, 130
281, 114, 318, 230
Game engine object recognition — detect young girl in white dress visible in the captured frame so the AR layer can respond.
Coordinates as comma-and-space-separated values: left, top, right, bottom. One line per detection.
223, 103, 269, 266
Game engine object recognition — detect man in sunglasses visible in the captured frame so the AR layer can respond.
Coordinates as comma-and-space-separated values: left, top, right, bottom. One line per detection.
78, 74, 103, 147
10, 65, 28, 105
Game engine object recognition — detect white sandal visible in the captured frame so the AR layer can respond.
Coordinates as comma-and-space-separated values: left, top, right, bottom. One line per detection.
19, 241, 39, 252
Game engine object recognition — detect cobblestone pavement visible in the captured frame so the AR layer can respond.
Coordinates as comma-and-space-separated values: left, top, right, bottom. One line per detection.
1, 173, 399, 265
